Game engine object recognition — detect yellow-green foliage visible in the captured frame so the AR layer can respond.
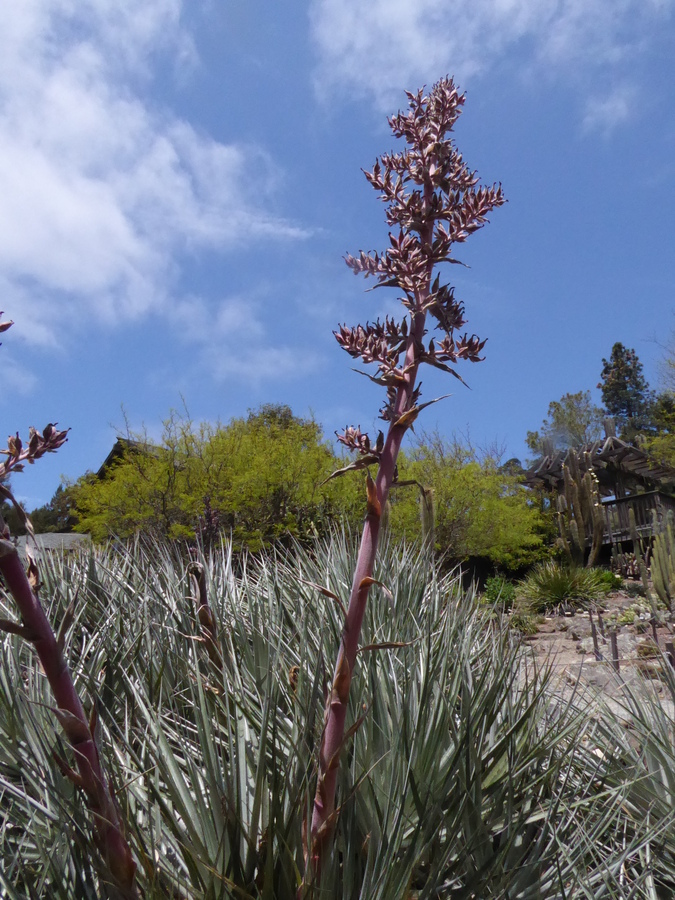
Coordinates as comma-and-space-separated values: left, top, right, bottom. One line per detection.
386, 437, 546, 570
644, 392, 675, 468
72, 405, 363, 549
71, 418, 546, 565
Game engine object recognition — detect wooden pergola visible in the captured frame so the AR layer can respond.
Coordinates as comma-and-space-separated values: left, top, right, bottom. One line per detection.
523, 436, 675, 545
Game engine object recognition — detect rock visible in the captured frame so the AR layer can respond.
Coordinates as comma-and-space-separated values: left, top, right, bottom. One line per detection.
578, 636, 598, 655
616, 632, 638, 660
569, 621, 592, 641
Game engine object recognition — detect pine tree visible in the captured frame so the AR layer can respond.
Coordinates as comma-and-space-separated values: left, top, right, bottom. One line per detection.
598, 342, 653, 441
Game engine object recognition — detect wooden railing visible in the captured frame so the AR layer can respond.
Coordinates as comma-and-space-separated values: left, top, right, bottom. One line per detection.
601, 491, 675, 545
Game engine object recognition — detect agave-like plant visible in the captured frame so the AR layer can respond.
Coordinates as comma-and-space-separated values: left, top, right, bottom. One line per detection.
1, 534, 671, 898
587, 656, 675, 896
517, 559, 610, 613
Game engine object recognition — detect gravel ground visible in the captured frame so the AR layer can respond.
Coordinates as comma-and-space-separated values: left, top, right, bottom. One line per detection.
521, 588, 675, 721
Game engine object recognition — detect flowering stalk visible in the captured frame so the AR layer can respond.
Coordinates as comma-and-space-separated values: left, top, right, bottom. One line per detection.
308, 79, 505, 874
0, 315, 137, 897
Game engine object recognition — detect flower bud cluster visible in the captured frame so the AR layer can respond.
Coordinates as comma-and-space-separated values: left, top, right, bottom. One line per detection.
420, 334, 487, 375
334, 317, 409, 378
1, 424, 70, 481
0, 315, 70, 485
0, 313, 13, 336
335, 78, 505, 449
336, 426, 384, 458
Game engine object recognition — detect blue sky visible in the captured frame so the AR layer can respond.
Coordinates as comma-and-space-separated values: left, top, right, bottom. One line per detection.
2, 0, 674, 509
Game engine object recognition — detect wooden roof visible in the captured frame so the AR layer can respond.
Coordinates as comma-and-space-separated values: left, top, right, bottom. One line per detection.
16, 533, 91, 558
523, 436, 675, 497
96, 438, 155, 478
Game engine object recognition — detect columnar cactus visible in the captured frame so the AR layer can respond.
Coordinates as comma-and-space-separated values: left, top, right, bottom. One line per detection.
628, 505, 659, 630
556, 449, 604, 568
308, 79, 505, 875
652, 512, 675, 611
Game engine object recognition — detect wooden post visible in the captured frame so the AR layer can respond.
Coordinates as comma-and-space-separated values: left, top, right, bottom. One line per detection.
609, 630, 620, 673
589, 611, 603, 661
666, 641, 675, 669
597, 612, 606, 638
615, 473, 626, 501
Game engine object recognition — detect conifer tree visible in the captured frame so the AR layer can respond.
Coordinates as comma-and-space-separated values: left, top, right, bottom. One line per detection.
599, 342, 653, 440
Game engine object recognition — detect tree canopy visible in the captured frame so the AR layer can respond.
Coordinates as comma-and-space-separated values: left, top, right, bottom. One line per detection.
661, 329, 675, 393
645, 334, 675, 466
61, 406, 545, 568
526, 391, 605, 457
71, 405, 363, 550
29, 485, 78, 533
642, 391, 675, 469
387, 433, 546, 570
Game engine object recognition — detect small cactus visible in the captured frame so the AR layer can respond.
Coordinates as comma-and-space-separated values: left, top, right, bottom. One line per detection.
629, 508, 652, 596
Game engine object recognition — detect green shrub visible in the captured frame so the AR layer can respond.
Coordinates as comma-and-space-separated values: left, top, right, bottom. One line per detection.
71, 404, 364, 548
482, 574, 517, 609
509, 603, 541, 635
636, 640, 660, 659
594, 568, 623, 592
517, 560, 609, 613
388, 445, 547, 570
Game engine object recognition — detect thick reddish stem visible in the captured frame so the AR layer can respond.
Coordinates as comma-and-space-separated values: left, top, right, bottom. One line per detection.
0, 540, 137, 897
308, 234, 433, 876
306, 79, 504, 884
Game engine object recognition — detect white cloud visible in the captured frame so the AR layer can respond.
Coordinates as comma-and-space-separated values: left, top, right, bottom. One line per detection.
310, 0, 673, 109
174, 295, 264, 345
0, 350, 39, 400
173, 295, 318, 384
582, 84, 638, 135
0, 2, 306, 347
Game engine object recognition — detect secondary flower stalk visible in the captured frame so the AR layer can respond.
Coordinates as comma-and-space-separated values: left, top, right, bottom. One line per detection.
0, 542, 138, 897
0, 315, 137, 897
